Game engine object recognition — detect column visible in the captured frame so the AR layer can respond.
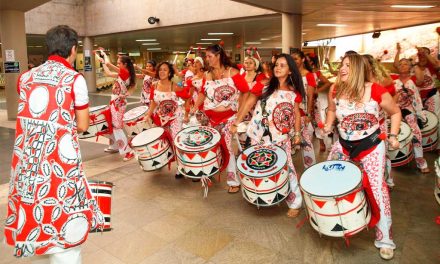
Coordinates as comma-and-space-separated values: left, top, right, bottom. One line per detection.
231, 35, 243, 64
282, 13, 302, 54
82, 37, 96, 93
0, 10, 28, 120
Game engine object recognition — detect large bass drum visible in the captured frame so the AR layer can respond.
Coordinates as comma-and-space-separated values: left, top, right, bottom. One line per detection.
237, 144, 290, 207
300, 160, 371, 237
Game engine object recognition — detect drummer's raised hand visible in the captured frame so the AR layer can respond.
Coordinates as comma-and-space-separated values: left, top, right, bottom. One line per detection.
144, 114, 151, 123
293, 133, 301, 145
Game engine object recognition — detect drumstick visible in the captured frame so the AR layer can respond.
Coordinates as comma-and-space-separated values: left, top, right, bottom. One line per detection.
172, 54, 178, 65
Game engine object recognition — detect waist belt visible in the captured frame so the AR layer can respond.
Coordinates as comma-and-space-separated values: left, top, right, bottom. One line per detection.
339, 129, 381, 159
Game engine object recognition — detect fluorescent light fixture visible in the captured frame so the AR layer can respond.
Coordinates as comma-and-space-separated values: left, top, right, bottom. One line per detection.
208, 32, 234, 35
136, 39, 157, 41
195, 42, 212, 45
93, 44, 98, 46
245, 42, 261, 45
147, 48, 161, 51
391, 5, 435, 8
302, 33, 307, 35
317, 23, 347, 27
260, 38, 270, 41
141, 43, 160, 45
201, 38, 221, 41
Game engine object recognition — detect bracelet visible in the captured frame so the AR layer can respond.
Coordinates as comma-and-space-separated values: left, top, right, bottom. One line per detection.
232, 123, 238, 127
294, 131, 301, 136
388, 133, 398, 138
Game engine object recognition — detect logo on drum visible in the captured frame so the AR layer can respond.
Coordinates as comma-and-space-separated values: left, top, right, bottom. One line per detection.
183, 129, 213, 147
214, 85, 235, 102
322, 163, 346, 172
247, 148, 278, 170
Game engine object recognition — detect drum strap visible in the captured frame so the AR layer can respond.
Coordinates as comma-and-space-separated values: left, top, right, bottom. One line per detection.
260, 99, 273, 142
338, 129, 381, 160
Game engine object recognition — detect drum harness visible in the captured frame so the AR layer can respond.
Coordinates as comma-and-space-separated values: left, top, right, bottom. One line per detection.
338, 129, 382, 160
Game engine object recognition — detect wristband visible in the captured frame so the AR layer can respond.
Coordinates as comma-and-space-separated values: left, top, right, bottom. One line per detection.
294, 131, 301, 136
388, 133, 398, 139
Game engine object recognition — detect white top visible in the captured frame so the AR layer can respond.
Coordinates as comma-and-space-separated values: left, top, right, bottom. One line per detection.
73, 75, 89, 108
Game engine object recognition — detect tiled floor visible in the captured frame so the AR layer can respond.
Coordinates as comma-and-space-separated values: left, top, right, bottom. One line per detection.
0, 107, 439, 263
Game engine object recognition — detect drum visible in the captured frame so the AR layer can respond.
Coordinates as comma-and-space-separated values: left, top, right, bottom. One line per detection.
434, 158, 440, 205
131, 127, 174, 171
236, 144, 290, 207
89, 180, 113, 232
388, 122, 414, 167
174, 126, 223, 178
300, 161, 371, 237
79, 105, 111, 139
421, 110, 438, 152
123, 106, 152, 138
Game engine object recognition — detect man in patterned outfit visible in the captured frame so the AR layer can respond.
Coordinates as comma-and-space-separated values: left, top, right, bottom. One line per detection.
4, 25, 103, 263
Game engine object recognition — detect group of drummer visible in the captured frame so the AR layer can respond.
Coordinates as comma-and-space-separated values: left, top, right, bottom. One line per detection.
97, 43, 440, 260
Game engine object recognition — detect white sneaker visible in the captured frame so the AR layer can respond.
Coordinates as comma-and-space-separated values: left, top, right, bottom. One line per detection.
104, 148, 119, 154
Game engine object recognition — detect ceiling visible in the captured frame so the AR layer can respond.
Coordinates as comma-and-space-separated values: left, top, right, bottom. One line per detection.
232, 0, 440, 41
5, 0, 440, 54
0, 0, 50, 11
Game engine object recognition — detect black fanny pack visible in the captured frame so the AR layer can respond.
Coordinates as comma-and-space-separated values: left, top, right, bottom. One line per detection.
339, 129, 382, 159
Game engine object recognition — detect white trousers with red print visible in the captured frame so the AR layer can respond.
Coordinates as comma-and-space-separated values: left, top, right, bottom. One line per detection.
328, 141, 396, 249
108, 128, 132, 155
314, 94, 333, 149
405, 114, 428, 169
379, 121, 394, 187
213, 117, 240, 187
423, 93, 440, 150
301, 117, 316, 168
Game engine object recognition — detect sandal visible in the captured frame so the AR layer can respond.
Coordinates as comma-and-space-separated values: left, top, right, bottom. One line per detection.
419, 167, 430, 174
228, 186, 240, 194
379, 247, 394, 260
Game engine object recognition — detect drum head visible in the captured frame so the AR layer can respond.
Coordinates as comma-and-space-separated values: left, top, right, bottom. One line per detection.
300, 161, 361, 197
131, 127, 164, 147
123, 106, 148, 121
422, 110, 438, 132
237, 145, 287, 178
174, 126, 220, 152
89, 105, 107, 112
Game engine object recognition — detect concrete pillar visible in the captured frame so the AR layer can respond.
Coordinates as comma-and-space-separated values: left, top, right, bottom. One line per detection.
0, 10, 28, 120
82, 37, 96, 92
231, 35, 243, 64
282, 13, 302, 54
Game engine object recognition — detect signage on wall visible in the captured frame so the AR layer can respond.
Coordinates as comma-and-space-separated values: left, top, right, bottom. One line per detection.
5, 50, 15, 62
84, 56, 92, 72
4, 61, 20, 73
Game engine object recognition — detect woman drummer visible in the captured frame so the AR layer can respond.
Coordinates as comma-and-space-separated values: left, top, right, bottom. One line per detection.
291, 50, 317, 168
323, 53, 401, 260
144, 61, 190, 178
184, 56, 205, 124
191, 44, 249, 193
392, 56, 429, 173
231, 54, 304, 218
99, 52, 136, 161
135, 60, 157, 106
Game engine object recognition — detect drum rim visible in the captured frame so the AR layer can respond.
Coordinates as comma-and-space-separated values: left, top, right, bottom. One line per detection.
299, 160, 362, 197
88, 180, 114, 186
301, 182, 364, 198
131, 127, 165, 146
123, 106, 149, 122
89, 105, 108, 111
421, 110, 439, 131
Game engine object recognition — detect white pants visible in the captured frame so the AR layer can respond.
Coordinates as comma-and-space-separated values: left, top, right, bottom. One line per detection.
31, 246, 81, 264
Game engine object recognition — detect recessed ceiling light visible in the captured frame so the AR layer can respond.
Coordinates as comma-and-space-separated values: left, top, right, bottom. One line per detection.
141, 43, 160, 45
317, 23, 347, 27
136, 39, 157, 42
208, 32, 234, 35
260, 38, 270, 41
201, 38, 221, 41
147, 48, 161, 51
245, 42, 261, 45
195, 42, 212, 45
391, 5, 435, 8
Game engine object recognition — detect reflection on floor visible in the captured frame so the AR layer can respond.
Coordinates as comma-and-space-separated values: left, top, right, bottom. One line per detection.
0, 112, 439, 263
